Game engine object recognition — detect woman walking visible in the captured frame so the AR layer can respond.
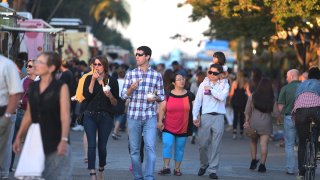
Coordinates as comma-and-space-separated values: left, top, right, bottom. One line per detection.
244, 78, 279, 172
13, 52, 71, 179
229, 70, 251, 139
157, 73, 195, 176
82, 56, 119, 180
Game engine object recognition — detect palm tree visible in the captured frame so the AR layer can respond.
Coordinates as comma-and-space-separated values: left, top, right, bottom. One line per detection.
90, 0, 130, 28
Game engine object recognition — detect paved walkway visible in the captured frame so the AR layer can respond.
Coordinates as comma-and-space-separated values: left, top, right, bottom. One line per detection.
10, 126, 320, 179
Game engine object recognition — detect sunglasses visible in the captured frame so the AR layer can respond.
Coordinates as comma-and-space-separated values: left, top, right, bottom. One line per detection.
26, 64, 33, 68
93, 63, 102, 67
208, 71, 220, 76
135, 53, 145, 57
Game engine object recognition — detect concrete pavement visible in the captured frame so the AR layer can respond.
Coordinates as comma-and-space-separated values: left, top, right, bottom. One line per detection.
10, 127, 320, 179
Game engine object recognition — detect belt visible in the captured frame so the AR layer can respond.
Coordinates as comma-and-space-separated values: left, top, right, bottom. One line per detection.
207, 112, 221, 116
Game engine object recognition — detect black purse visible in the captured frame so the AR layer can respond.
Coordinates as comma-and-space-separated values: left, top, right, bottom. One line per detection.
76, 90, 100, 125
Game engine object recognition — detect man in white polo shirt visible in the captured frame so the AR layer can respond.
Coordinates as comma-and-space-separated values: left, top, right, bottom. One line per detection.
0, 55, 23, 179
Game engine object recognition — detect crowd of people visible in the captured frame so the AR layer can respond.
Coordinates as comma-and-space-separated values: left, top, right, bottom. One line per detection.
0, 46, 319, 180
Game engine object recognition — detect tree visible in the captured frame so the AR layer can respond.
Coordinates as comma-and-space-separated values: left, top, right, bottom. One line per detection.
180, 0, 320, 70
90, 0, 130, 28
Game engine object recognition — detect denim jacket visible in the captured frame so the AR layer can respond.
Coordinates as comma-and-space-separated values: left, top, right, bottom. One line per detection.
295, 79, 320, 98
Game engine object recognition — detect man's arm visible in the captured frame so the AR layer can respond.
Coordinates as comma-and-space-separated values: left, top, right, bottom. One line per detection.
5, 93, 21, 114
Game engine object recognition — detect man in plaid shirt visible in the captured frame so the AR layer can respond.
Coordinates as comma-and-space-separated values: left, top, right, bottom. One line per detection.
121, 46, 164, 180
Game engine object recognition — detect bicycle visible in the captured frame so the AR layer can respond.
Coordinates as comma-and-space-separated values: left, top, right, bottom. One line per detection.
303, 117, 320, 180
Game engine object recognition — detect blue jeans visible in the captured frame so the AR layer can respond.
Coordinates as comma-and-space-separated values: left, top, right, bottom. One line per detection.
10, 109, 24, 169
128, 117, 157, 180
83, 111, 113, 170
42, 147, 72, 180
162, 132, 187, 162
284, 115, 296, 173
0, 115, 15, 178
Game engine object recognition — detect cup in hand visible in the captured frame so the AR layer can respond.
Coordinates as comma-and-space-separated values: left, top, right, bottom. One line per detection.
204, 86, 211, 95
103, 85, 111, 92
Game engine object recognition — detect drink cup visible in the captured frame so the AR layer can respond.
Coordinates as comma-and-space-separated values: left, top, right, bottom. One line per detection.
103, 85, 111, 92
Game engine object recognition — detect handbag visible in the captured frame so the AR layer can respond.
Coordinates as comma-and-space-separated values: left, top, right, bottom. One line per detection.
244, 127, 258, 138
76, 90, 100, 125
15, 123, 45, 179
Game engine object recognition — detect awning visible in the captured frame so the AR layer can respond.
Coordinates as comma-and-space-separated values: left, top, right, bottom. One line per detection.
0, 25, 63, 33
196, 40, 236, 62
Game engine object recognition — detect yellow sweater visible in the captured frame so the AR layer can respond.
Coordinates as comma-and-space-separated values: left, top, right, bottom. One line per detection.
75, 71, 93, 103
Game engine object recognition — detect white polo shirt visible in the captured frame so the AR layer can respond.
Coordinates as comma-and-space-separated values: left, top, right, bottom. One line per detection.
0, 55, 23, 106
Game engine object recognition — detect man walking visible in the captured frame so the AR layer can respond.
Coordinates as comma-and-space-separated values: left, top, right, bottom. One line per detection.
0, 55, 23, 178
277, 69, 300, 175
193, 63, 229, 179
121, 46, 164, 180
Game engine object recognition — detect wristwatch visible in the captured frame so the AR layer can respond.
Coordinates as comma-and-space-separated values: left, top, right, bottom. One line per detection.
4, 112, 12, 118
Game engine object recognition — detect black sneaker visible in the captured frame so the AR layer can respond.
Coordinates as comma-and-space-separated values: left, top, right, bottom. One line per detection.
198, 165, 208, 176
258, 164, 266, 173
249, 159, 259, 170
209, 173, 218, 179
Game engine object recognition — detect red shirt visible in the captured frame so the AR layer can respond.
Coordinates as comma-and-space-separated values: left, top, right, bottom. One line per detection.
164, 93, 191, 136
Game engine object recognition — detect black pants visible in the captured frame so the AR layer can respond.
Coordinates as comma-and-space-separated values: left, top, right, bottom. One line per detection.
232, 106, 245, 134
294, 106, 320, 176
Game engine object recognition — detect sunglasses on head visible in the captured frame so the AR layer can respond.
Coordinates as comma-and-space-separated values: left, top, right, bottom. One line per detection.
26, 64, 33, 68
208, 71, 220, 76
93, 63, 102, 67
135, 53, 145, 57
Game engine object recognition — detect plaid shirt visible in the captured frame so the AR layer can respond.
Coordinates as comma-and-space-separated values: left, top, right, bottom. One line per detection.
292, 92, 320, 113
121, 66, 164, 120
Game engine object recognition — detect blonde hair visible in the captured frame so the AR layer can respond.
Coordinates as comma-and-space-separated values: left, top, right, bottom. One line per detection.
236, 71, 246, 89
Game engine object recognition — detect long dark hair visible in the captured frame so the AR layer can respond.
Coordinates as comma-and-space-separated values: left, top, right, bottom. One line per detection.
94, 55, 109, 84
163, 69, 175, 93
252, 78, 274, 113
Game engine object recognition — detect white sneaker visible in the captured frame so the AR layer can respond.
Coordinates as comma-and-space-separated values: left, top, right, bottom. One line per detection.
296, 175, 304, 180
72, 125, 84, 131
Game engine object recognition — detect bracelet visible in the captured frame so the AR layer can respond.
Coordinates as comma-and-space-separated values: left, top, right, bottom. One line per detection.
61, 137, 68, 142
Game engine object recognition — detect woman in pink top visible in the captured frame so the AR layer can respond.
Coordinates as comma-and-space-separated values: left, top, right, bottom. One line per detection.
157, 73, 195, 176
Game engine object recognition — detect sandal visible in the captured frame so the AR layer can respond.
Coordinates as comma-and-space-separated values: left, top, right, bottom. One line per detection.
158, 167, 171, 175
90, 172, 97, 180
174, 169, 182, 176
98, 167, 105, 180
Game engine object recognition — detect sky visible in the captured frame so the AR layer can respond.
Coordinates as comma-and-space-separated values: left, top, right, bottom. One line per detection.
117, 0, 210, 60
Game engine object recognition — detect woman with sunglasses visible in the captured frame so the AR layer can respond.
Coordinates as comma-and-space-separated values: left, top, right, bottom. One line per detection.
10, 59, 37, 171
192, 63, 229, 179
82, 56, 119, 180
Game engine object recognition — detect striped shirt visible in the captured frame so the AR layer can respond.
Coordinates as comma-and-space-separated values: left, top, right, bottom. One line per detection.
292, 92, 320, 113
121, 66, 164, 120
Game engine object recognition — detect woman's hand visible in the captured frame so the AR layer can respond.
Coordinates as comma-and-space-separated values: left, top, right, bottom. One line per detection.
243, 121, 250, 129
57, 140, 68, 156
13, 137, 22, 154
157, 121, 164, 131
92, 70, 100, 81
